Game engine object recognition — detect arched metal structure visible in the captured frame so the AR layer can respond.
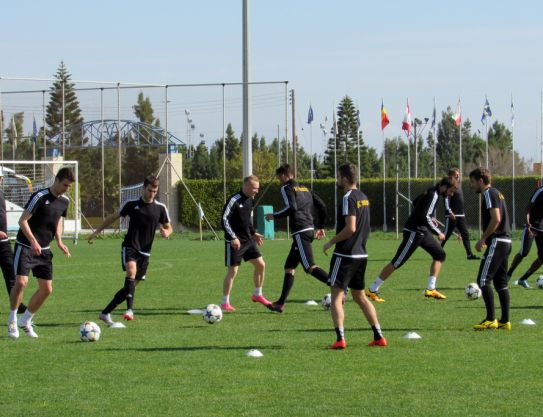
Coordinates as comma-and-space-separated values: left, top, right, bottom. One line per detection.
48, 119, 185, 148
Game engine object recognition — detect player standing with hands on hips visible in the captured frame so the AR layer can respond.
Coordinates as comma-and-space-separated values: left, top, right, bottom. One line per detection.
7, 167, 74, 339
323, 164, 386, 349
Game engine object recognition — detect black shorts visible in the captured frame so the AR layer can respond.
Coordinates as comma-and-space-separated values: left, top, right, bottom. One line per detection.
391, 229, 446, 269
477, 238, 512, 290
517, 226, 534, 257
328, 255, 367, 290
225, 239, 261, 267
121, 246, 149, 280
284, 231, 315, 272
13, 243, 54, 280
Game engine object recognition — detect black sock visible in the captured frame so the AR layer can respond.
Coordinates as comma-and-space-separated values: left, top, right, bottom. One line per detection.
481, 285, 495, 321
497, 287, 510, 323
335, 327, 345, 342
277, 273, 295, 305
102, 287, 128, 315
125, 278, 136, 310
371, 325, 383, 340
310, 266, 329, 284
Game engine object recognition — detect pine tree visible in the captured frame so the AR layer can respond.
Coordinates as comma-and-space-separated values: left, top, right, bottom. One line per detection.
46, 61, 84, 147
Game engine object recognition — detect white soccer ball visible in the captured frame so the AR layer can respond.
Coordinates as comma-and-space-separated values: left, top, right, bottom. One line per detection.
203, 304, 223, 324
80, 321, 101, 342
465, 283, 482, 300
536, 275, 543, 289
321, 293, 332, 310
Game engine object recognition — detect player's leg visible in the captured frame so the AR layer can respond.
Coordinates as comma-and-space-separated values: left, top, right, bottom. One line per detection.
367, 230, 420, 301
247, 256, 271, 307
221, 265, 239, 311
441, 217, 455, 248
508, 227, 532, 279
495, 243, 512, 329
0, 251, 27, 314
270, 241, 299, 312
100, 249, 135, 323
18, 277, 52, 338
122, 260, 137, 320
296, 232, 328, 284
516, 236, 543, 288
7, 274, 28, 340
420, 233, 447, 299
474, 240, 499, 330
328, 255, 347, 349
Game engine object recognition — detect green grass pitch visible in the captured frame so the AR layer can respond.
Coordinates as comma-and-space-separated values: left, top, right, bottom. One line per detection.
1, 234, 542, 417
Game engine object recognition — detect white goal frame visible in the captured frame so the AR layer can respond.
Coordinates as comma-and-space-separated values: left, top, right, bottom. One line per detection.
0, 160, 80, 242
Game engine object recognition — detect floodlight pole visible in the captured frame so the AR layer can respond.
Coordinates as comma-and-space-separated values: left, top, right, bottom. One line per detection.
117, 83, 121, 209
242, 0, 252, 177
100, 88, 105, 220
222, 83, 226, 203
61, 80, 65, 158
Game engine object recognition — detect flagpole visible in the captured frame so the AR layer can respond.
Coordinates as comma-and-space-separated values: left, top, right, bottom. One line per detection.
382, 129, 387, 232
42, 90, 47, 161
485, 118, 489, 169
395, 136, 399, 239
459, 97, 463, 176
511, 94, 516, 231
310, 121, 313, 190
433, 96, 437, 181
407, 130, 411, 213
333, 105, 338, 228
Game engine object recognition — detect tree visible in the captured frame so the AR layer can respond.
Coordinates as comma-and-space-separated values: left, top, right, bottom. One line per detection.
46, 61, 84, 147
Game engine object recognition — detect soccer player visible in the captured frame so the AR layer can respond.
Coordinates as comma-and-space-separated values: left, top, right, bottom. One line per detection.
88, 175, 172, 324
441, 168, 479, 260
469, 167, 512, 330
323, 164, 386, 349
506, 184, 543, 288
264, 164, 328, 313
220, 175, 271, 311
7, 167, 74, 339
365, 176, 456, 302
0, 169, 27, 314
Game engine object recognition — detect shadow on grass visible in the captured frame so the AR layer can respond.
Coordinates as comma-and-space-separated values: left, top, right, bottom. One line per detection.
100, 344, 285, 352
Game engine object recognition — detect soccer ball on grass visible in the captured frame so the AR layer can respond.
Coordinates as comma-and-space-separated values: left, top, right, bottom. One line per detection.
203, 304, 223, 324
321, 293, 332, 310
80, 321, 101, 342
465, 283, 482, 300
536, 275, 543, 289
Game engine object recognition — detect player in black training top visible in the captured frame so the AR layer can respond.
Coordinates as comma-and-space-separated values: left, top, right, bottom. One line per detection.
88, 175, 171, 326
469, 167, 512, 330
323, 164, 386, 350
366, 176, 456, 302
0, 169, 26, 314
220, 175, 271, 312
506, 185, 543, 288
8, 167, 74, 340
441, 168, 479, 260
265, 164, 328, 313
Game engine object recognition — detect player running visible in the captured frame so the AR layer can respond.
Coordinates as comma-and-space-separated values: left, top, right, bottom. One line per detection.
7, 167, 74, 339
323, 164, 386, 349
265, 164, 328, 313
220, 175, 271, 311
365, 176, 456, 302
89, 175, 172, 325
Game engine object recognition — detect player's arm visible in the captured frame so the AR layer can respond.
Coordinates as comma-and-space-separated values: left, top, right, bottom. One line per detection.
476, 208, 500, 251
222, 199, 240, 249
424, 193, 444, 239
312, 192, 327, 239
55, 216, 70, 257
18, 209, 41, 255
159, 222, 172, 239
444, 196, 456, 220
266, 186, 296, 220
323, 215, 355, 255
88, 211, 121, 243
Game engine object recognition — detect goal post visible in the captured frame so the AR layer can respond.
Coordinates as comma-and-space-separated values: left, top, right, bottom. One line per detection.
0, 160, 80, 242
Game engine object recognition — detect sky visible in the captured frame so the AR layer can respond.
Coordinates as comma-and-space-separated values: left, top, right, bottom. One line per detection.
1, 0, 543, 161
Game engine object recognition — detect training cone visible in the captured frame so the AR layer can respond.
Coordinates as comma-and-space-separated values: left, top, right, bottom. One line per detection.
403, 332, 422, 339
246, 349, 263, 358
109, 322, 126, 329
187, 309, 204, 315
520, 318, 536, 325
304, 300, 318, 306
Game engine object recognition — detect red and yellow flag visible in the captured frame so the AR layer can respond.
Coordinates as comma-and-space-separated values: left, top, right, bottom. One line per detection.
381, 101, 390, 130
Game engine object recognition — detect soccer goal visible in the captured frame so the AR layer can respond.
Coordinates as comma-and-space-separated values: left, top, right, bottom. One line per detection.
0, 160, 80, 241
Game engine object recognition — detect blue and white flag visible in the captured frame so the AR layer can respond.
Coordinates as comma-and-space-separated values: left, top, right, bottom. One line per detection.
307, 105, 314, 124
481, 97, 492, 124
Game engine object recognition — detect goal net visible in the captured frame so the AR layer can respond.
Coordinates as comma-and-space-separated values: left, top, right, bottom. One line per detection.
0, 160, 80, 241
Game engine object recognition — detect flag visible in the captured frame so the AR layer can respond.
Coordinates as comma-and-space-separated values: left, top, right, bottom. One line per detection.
307, 105, 314, 124
431, 98, 436, 129
511, 96, 515, 128
32, 116, 38, 144
381, 101, 390, 130
453, 98, 462, 126
481, 97, 492, 124
402, 99, 412, 134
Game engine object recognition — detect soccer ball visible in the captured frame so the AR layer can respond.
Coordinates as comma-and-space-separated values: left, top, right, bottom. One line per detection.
465, 283, 482, 300
536, 275, 543, 289
203, 304, 223, 324
321, 293, 332, 310
80, 321, 101, 342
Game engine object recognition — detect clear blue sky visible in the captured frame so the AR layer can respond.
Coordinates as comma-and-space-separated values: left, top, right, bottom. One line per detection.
1, 0, 543, 161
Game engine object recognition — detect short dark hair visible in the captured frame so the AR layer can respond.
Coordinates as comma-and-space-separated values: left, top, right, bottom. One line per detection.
275, 164, 293, 177
437, 176, 456, 189
469, 167, 491, 185
144, 175, 160, 188
338, 163, 358, 185
55, 167, 75, 183
244, 175, 259, 184
448, 167, 460, 177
